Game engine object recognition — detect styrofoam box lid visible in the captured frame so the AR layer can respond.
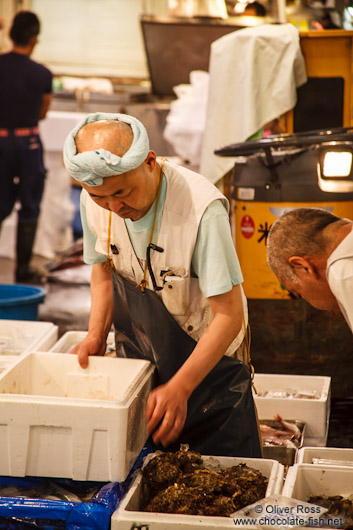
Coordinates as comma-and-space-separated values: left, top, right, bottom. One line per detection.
50, 330, 114, 353
0, 320, 57, 356
0, 351, 152, 405
297, 446, 353, 465
112, 454, 283, 529
253, 374, 331, 401
283, 463, 353, 500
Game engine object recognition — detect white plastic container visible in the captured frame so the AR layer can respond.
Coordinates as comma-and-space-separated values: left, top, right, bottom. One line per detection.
111, 454, 284, 530
0, 320, 58, 356
283, 462, 353, 501
297, 446, 353, 465
50, 330, 115, 353
253, 374, 331, 439
0, 351, 154, 482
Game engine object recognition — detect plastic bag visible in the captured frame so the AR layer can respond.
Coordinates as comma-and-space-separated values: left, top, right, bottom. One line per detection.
163, 70, 209, 167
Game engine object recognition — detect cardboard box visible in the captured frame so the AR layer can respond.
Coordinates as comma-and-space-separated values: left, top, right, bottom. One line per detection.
111, 454, 284, 530
0, 352, 154, 482
297, 446, 353, 465
0, 319, 58, 356
253, 374, 331, 439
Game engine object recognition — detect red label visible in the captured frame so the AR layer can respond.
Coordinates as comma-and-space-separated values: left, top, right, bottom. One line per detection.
240, 215, 255, 239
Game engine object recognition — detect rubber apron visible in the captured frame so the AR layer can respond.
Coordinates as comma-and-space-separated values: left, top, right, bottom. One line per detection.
112, 269, 261, 458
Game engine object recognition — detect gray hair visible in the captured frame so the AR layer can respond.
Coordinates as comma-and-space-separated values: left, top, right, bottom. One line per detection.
266, 207, 346, 283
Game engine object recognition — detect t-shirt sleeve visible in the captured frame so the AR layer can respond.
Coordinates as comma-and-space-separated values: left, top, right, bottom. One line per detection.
191, 200, 244, 298
327, 261, 353, 333
80, 189, 107, 265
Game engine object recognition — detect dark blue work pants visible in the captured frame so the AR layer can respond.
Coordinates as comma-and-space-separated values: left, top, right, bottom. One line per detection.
0, 132, 46, 222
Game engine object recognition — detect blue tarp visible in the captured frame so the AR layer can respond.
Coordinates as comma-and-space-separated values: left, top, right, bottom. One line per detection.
0, 444, 153, 530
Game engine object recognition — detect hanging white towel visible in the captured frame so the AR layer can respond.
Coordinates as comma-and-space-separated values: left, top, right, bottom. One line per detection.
200, 23, 307, 184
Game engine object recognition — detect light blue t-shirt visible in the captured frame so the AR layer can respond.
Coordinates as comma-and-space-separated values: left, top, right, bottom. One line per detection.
80, 175, 243, 298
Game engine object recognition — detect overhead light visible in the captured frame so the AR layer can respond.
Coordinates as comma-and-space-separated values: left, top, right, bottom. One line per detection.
317, 142, 353, 192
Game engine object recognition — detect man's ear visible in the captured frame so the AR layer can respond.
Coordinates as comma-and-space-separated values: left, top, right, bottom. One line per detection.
288, 256, 318, 278
144, 150, 157, 171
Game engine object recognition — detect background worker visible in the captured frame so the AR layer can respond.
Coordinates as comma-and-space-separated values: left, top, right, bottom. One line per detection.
266, 207, 353, 332
63, 112, 261, 457
0, 11, 52, 283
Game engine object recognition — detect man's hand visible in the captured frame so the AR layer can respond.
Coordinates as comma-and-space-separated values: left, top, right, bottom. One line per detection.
145, 380, 189, 447
70, 335, 107, 369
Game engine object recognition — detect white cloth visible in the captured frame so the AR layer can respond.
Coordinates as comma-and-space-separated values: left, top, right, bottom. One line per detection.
326, 227, 353, 333
200, 23, 307, 184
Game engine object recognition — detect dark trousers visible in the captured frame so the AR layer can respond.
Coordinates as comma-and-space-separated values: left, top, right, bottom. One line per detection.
0, 133, 46, 222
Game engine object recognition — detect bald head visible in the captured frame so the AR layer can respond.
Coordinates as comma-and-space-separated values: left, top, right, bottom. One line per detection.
267, 207, 348, 283
75, 120, 133, 157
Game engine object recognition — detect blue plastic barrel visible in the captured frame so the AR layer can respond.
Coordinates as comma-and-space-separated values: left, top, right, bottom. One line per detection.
0, 284, 46, 321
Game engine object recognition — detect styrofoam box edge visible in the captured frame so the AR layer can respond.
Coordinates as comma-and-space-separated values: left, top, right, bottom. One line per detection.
297, 446, 353, 465
26, 325, 58, 353
50, 330, 115, 353
112, 455, 282, 529
0, 320, 58, 356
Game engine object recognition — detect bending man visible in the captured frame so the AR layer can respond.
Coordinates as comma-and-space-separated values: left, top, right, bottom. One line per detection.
63, 112, 261, 457
267, 207, 353, 332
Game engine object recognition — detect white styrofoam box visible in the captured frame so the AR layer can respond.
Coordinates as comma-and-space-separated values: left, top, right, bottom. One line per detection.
111, 454, 284, 530
253, 374, 331, 439
0, 352, 155, 482
50, 330, 115, 353
283, 463, 353, 501
0, 355, 18, 374
297, 446, 353, 466
302, 426, 328, 448
0, 320, 58, 356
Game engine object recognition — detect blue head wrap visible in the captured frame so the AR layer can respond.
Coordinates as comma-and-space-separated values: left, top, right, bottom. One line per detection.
63, 112, 150, 186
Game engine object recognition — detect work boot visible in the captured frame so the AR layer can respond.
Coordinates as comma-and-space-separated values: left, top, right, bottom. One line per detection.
15, 218, 45, 284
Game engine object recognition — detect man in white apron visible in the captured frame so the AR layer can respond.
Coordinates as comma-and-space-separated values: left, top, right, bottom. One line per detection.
63, 112, 261, 457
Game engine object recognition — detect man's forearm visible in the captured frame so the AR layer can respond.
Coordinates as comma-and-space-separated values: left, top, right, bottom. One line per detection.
87, 262, 114, 340
170, 284, 244, 397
